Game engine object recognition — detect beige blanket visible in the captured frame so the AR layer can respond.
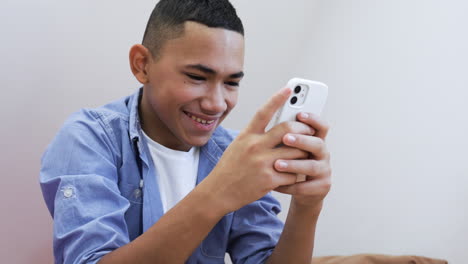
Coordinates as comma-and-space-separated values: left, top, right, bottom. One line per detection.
312, 254, 448, 264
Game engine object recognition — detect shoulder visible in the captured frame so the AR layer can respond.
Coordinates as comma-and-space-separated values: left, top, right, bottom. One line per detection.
65, 95, 131, 130
61, 94, 132, 140
43, 94, 134, 165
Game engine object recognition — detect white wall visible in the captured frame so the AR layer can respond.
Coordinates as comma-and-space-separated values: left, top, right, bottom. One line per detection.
299, 2, 468, 263
1, 0, 467, 263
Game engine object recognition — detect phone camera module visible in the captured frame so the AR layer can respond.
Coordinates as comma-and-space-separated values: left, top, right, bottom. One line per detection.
294, 86, 301, 94
290, 96, 298, 105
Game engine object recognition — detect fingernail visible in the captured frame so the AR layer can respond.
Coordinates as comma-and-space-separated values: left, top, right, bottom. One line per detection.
278, 161, 288, 169
286, 134, 296, 143
300, 112, 309, 119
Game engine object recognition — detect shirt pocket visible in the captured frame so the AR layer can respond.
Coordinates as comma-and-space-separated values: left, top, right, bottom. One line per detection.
201, 212, 233, 259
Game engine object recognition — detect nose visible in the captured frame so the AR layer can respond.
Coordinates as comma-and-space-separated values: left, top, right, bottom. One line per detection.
200, 85, 227, 115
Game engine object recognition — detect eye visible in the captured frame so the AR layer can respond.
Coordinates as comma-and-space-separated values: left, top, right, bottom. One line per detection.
225, 81, 239, 87
186, 73, 206, 81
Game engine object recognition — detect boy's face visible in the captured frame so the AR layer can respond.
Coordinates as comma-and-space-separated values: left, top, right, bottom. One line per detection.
140, 21, 245, 151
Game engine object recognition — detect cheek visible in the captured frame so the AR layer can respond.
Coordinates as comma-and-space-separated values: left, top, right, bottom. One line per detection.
152, 83, 197, 109
225, 91, 238, 110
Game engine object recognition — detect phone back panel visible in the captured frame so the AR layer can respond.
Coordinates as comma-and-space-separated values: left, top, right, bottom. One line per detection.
271, 78, 328, 128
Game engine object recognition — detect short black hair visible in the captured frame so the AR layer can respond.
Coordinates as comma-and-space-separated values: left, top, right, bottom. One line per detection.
142, 0, 244, 59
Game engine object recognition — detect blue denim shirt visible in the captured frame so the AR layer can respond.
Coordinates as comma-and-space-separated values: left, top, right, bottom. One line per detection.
40, 88, 284, 264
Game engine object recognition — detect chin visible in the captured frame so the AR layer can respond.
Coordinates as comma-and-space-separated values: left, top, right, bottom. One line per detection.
188, 138, 211, 147
184, 134, 213, 147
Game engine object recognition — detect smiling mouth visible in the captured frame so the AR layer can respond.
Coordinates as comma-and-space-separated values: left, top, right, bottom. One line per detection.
184, 111, 216, 125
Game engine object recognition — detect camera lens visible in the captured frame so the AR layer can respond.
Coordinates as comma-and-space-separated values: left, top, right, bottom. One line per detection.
294, 86, 301, 94
290, 96, 298, 105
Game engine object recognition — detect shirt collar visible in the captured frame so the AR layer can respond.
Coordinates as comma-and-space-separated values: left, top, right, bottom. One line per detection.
128, 87, 143, 141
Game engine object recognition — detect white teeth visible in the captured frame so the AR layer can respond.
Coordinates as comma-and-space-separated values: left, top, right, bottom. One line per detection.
187, 112, 214, 125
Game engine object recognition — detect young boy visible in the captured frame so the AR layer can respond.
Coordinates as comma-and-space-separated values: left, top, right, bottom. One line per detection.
40, 1, 331, 263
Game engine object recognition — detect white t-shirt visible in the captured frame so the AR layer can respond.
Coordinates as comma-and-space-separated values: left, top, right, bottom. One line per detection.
142, 131, 200, 213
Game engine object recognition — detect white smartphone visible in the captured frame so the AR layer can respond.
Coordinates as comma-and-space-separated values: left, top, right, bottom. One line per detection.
269, 78, 328, 129
269, 78, 328, 182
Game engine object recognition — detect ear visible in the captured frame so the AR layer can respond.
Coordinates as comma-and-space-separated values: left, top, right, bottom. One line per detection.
129, 44, 152, 84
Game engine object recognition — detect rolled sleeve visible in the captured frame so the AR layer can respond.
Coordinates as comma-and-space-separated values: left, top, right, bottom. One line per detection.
228, 193, 284, 264
40, 110, 130, 264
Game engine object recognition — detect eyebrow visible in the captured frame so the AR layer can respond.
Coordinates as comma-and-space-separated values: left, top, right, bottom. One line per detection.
185, 64, 244, 79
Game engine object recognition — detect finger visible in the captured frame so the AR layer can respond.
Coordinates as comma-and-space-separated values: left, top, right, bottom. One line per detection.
264, 121, 315, 148
246, 87, 292, 133
273, 172, 299, 187
282, 134, 329, 160
270, 146, 309, 161
296, 112, 330, 140
274, 159, 330, 178
274, 177, 332, 196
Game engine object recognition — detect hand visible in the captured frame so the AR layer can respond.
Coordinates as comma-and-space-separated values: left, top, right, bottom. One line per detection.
204, 88, 316, 212
273, 112, 332, 209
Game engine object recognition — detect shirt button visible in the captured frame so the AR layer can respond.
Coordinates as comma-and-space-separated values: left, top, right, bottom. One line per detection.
134, 188, 142, 198
63, 187, 74, 198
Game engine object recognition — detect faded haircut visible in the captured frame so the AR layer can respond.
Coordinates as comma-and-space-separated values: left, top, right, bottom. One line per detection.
142, 0, 244, 59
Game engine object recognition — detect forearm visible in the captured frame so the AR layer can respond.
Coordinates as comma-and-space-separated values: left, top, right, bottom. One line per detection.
99, 183, 228, 264
266, 200, 322, 264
